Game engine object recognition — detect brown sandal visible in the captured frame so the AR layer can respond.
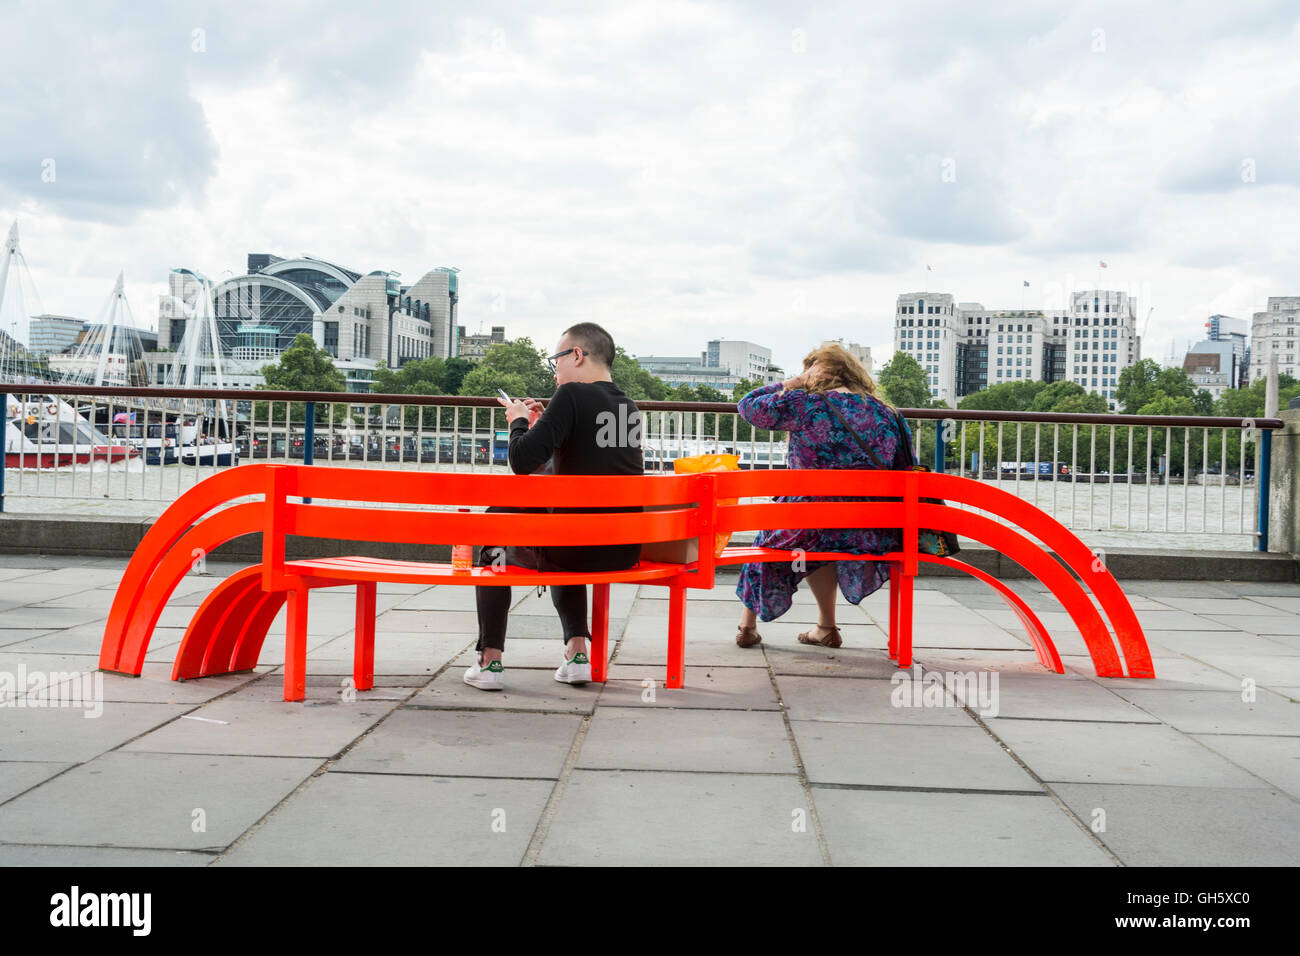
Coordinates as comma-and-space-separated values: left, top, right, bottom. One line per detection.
797, 625, 842, 648
736, 625, 762, 648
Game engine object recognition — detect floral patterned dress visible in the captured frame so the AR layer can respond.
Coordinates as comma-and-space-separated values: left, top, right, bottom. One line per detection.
735, 382, 910, 622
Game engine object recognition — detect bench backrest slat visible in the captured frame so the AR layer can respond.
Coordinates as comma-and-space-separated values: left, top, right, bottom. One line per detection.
274, 465, 705, 508
284, 504, 703, 548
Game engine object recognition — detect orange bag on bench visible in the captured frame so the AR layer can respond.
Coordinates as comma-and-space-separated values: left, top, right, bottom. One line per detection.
674, 453, 740, 558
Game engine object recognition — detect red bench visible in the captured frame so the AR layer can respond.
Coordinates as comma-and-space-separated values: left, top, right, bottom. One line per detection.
98, 464, 1155, 703
695, 469, 1154, 678
98, 464, 714, 700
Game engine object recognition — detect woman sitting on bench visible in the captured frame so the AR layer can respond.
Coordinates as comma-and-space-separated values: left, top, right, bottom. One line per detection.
733, 343, 907, 649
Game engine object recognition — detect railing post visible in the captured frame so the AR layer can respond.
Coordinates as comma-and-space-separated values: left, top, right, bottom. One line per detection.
303, 401, 315, 505
932, 419, 946, 474
0, 390, 5, 513
1257, 427, 1271, 552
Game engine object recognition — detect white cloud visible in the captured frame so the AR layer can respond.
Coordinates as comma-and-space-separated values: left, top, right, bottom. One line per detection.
3, 0, 1299, 380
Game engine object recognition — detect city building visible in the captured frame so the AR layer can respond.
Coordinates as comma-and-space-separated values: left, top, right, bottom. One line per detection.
1203, 314, 1249, 386
893, 290, 1140, 409
1250, 298, 1298, 382
820, 339, 873, 376
636, 338, 783, 391
1183, 344, 1235, 400
27, 314, 87, 356
457, 325, 508, 362
157, 256, 462, 392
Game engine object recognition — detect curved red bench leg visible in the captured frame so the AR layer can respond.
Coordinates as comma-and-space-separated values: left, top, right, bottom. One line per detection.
172, 566, 264, 680
103, 502, 264, 675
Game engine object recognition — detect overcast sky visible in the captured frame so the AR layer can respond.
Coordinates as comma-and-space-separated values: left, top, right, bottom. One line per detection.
3, 0, 1299, 376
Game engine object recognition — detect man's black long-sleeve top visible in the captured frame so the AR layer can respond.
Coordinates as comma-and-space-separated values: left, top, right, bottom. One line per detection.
508, 380, 644, 571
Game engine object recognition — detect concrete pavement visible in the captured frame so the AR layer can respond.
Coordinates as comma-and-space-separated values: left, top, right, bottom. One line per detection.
0, 554, 1297, 866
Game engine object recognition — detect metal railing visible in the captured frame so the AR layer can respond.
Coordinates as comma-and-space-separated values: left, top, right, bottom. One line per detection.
1, 384, 1284, 551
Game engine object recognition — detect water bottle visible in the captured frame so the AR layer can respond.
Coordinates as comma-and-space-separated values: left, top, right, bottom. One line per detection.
451, 508, 473, 571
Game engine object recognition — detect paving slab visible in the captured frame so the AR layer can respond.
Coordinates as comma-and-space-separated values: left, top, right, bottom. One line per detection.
5, 567, 126, 588
630, 598, 743, 618
409, 666, 600, 714
214, 772, 550, 865
1052, 783, 1300, 866
0, 581, 116, 605
599, 665, 780, 710
0, 701, 187, 762
577, 709, 795, 774
1133, 629, 1300, 658
1171, 598, 1292, 616
0, 761, 74, 803
1243, 595, 1300, 614
1134, 609, 1241, 632
0, 629, 56, 650
1070, 656, 1245, 691
0, 751, 321, 851
614, 636, 770, 668
0, 606, 107, 631
813, 788, 1113, 866
93, 663, 264, 704
765, 643, 903, 679
1114, 689, 1300, 736
120, 696, 401, 758
1191, 734, 1300, 799
374, 609, 480, 633
334, 708, 580, 778
776, 675, 974, 725
311, 632, 471, 665
1129, 582, 1242, 599
791, 721, 1040, 791
984, 719, 1271, 788
947, 672, 1159, 723
0, 844, 212, 866
1196, 654, 1300, 687
233, 675, 423, 700
1204, 614, 1300, 637
537, 770, 823, 866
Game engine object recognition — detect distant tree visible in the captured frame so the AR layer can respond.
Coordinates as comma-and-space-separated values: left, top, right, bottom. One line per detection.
611, 348, 669, 401
876, 352, 931, 408
731, 377, 763, 402
959, 380, 1046, 412
1192, 389, 1215, 416
1115, 359, 1162, 414
1029, 380, 1089, 412
256, 333, 347, 424
458, 337, 556, 400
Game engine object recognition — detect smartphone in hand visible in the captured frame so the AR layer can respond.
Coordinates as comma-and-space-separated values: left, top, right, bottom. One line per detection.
497, 388, 512, 403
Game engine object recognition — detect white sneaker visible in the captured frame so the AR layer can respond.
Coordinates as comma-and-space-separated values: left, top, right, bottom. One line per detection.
464, 656, 505, 691
555, 650, 592, 685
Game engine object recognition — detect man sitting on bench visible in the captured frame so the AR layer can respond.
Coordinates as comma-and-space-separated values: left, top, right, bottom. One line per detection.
465, 322, 645, 691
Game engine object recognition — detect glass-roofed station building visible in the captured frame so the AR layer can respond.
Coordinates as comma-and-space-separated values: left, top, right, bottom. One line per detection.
154, 253, 460, 391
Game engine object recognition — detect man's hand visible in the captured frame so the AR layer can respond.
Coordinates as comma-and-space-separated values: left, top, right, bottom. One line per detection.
499, 395, 543, 427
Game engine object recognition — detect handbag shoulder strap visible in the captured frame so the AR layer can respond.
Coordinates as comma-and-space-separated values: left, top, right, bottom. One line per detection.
822, 393, 889, 470
891, 410, 918, 467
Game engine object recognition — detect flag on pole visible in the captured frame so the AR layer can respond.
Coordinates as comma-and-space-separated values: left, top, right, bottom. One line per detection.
1099, 260, 1108, 268
926, 264, 932, 271
1023, 280, 1030, 287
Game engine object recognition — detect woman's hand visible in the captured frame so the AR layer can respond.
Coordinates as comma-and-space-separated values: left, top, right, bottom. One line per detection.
784, 363, 821, 391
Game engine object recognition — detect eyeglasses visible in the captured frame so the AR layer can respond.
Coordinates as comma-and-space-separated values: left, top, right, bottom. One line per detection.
546, 347, 581, 373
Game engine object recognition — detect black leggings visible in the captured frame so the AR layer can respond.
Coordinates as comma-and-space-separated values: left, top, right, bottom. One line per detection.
474, 544, 590, 652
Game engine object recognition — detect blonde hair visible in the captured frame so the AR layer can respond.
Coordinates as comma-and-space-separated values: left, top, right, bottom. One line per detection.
801, 344, 891, 406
